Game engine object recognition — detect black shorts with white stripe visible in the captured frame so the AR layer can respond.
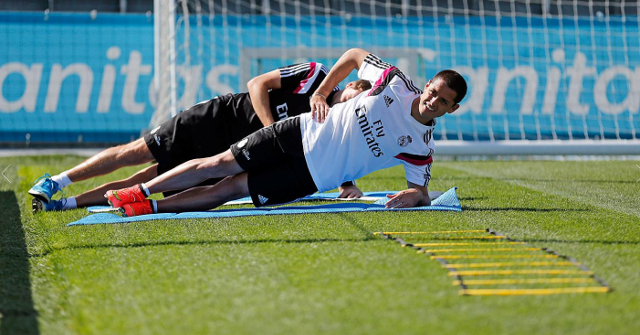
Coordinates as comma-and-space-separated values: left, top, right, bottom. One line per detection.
230, 116, 318, 207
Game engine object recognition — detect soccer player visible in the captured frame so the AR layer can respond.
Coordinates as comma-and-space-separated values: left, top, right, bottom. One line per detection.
30, 62, 371, 212
105, 48, 467, 216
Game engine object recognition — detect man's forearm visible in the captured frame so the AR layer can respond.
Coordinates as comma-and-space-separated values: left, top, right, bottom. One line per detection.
249, 89, 276, 126
247, 69, 282, 126
248, 83, 276, 126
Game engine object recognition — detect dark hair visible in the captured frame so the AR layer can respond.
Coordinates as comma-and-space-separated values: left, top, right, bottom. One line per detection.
432, 70, 467, 104
352, 79, 372, 91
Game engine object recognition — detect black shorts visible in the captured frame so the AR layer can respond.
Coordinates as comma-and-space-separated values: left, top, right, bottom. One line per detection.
230, 117, 318, 207
143, 94, 260, 196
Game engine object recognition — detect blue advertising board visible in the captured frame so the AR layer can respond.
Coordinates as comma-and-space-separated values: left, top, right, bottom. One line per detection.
1, 12, 638, 143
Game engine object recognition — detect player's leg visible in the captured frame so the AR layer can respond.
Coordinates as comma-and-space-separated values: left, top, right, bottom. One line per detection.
121, 153, 318, 216
29, 138, 154, 203
32, 165, 159, 213
120, 173, 249, 216
105, 150, 243, 207
28, 97, 221, 204
65, 138, 154, 183
75, 164, 159, 207
146, 150, 243, 195
105, 116, 304, 208
158, 174, 248, 213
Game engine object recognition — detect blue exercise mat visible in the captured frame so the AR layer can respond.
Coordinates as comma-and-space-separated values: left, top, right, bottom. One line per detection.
85, 190, 406, 213
69, 187, 461, 226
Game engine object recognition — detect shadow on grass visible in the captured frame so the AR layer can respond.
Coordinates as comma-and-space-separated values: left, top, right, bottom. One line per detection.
498, 178, 639, 184
461, 206, 589, 212
436, 173, 638, 184
31, 237, 377, 258
0, 191, 39, 335
457, 197, 487, 201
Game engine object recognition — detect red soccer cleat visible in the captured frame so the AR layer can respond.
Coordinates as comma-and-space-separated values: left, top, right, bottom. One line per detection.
120, 200, 154, 217
105, 184, 146, 208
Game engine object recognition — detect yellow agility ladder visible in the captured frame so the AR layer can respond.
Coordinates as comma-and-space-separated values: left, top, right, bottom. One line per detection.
374, 229, 611, 296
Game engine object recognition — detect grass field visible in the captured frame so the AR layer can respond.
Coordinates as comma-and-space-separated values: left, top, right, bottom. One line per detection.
1, 155, 639, 335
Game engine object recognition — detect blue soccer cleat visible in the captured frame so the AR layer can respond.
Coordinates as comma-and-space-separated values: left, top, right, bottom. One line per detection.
32, 197, 67, 214
28, 173, 61, 204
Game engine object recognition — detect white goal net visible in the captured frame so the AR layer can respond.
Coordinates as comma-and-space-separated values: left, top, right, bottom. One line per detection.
153, 0, 640, 155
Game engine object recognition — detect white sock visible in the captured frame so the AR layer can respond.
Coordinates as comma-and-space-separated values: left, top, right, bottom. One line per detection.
52, 172, 73, 189
62, 197, 77, 210
150, 200, 158, 213
140, 183, 151, 197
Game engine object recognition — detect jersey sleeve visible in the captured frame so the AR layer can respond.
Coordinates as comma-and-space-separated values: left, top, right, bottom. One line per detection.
395, 153, 434, 187
358, 53, 421, 97
357, 54, 393, 82
278, 62, 338, 94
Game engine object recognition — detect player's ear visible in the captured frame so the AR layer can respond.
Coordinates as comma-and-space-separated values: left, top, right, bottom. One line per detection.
346, 81, 354, 88
448, 103, 460, 114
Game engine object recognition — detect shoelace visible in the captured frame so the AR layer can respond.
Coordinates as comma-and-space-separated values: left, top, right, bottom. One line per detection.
33, 173, 65, 199
32, 173, 52, 185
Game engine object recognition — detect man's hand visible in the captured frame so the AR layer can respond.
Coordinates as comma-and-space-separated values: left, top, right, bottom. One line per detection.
385, 188, 428, 208
338, 185, 363, 199
310, 93, 330, 123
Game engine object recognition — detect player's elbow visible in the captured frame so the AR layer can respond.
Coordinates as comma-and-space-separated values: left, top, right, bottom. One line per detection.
246, 77, 258, 92
347, 48, 369, 56
344, 48, 370, 68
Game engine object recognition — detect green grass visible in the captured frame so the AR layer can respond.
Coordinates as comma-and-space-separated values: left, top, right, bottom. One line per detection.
1, 156, 639, 334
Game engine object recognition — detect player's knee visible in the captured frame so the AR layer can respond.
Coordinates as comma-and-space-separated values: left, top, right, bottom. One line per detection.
116, 139, 153, 165
226, 174, 249, 198
202, 152, 236, 176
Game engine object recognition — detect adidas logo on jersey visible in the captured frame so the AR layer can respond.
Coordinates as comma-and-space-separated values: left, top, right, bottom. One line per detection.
383, 95, 394, 108
258, 194, 269, 205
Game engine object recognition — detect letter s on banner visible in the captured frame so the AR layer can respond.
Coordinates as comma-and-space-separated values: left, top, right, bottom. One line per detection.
206, 65, 238, 96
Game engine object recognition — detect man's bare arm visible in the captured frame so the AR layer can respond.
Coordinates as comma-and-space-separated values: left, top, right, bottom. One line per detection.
310, 48, 370, 122
247, 69, 282, 126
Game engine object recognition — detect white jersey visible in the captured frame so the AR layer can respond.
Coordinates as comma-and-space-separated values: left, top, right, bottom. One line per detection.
300, 54, 436, 192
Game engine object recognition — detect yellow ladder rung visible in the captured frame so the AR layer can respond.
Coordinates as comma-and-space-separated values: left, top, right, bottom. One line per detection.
433, 236, 506, 240
433, 254, 558, 260
448, 269, 594, 276
460, 287, 610, 296
452, 277, 597, 286
445, 261, 577, 269
415, 242, 525, 247
425, 248, 541, 253
374, 230, 487, 235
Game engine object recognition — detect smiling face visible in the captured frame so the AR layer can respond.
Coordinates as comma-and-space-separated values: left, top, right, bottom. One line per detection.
415, 78, 460, 124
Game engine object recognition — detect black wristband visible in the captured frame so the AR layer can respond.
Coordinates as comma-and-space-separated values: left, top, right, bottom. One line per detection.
340, 181, 355, 187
